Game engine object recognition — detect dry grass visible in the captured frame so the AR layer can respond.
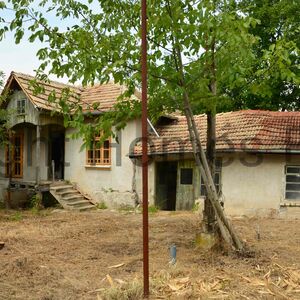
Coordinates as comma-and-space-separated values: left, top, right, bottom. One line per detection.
1, 209, 300, 299
99, 262, 300, 299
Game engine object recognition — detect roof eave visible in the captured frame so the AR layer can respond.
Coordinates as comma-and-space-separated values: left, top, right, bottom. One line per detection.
129, 148, 300, 158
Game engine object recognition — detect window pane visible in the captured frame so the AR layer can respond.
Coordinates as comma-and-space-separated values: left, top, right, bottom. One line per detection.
286, 191, 300, 200
104, 149, 109, 159
214, 173, 220, 183
104, 140, 110, 149
95, 149, 101, 159
201, 169, 221, 196
286, 167, 300, 174
286, 175, 300, 183
286, 183, 300, 191
17, 99, 25, 114
215, 159, 222, 171
180, 168, 193, 185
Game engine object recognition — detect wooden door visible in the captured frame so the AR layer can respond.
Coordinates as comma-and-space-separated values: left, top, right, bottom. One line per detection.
6, 133, 23, 178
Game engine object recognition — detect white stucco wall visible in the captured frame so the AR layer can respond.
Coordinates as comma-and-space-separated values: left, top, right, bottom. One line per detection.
65, 119, 142, 208
221, 153, 300, 216
135, 161, 156, 206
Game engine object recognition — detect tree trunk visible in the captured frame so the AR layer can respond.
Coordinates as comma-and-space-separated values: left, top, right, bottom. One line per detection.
174, 47, 244, 253
166, 0, 245, 252
204, 36, 217, 234
204, 111, 216, 233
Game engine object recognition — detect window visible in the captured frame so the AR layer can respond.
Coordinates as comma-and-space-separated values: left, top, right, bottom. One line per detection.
201, 159, 222, 196
180, 168, 193, 185
285, 166, 300, 200
86, 134, 111, 166
5, 134, 23, 178
17, 99, 26, 114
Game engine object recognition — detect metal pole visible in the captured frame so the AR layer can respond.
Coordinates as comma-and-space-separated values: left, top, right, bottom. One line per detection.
141, 0, 149, 297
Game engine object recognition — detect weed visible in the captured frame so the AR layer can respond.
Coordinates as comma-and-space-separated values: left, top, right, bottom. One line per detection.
97, 201, 108, 210
118, 204, 135, 213
0, 201, 5, 209
148, 205, 159, 214
100, 279, 143, 300
136, 204, 160, 214
192, 202, 200, 212
9, 211, 23, 221
30, 193, 43, 211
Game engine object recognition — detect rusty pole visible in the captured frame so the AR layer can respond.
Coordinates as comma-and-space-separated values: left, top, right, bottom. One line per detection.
141, 0, 149, 297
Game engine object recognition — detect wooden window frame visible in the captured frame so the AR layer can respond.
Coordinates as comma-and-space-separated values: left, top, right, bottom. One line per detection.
5, 133, 24, 178
86, 134, 111, 166
17, 99, 26, 115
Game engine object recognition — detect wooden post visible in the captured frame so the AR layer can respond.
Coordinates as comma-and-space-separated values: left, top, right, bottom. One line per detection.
36, 125, 41, 185
7, 130, 12, 209
52, 160, 55, 182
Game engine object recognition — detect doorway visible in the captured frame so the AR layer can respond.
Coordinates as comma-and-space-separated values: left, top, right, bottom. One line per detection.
49, 129, 65, 180
155, 161, 178, 210
5, 132, 24, 178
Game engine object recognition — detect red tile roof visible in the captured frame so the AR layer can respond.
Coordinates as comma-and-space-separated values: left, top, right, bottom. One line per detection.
2, 72, 140, 112
134, 110, 300, 155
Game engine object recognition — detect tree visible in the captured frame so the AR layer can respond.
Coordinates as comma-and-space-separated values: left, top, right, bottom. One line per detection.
0, 70, 4, 88
2, 0, 294, 251
220, 0, 300, 111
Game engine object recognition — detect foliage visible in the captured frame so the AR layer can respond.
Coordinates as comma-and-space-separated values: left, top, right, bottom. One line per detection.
0, 70, 4, 89
96, 201, 108, 210
223, 0, 300, 111
9, 211, 23, 221
0, 1, 263, 134
148, 204, 159, 214
30, 193, 43, 211
0, 1, 298, 138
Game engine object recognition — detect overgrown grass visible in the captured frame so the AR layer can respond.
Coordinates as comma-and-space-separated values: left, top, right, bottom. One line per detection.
99, 265, 188, 300
97, 201, 108, 210
148, 205, 160, 214
118, 204, 135, 214
192, 202, 200, 212
0, 201, 5, 210
9, 211, 23, 221
100, 280, 143, 300
30, 193, 43, 211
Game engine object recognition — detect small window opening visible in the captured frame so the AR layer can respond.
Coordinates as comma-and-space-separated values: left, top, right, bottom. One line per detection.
180, 168, 193, 185
17, 99, 26, 114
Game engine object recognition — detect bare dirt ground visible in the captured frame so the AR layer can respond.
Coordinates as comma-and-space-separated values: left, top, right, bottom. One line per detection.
0, 209, 300, 300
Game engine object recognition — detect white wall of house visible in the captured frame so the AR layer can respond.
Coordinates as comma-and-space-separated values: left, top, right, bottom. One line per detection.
65, 119, 142, 208
220, 153, 300, 216
143, 153, 300, 216
135, 161, 156, 206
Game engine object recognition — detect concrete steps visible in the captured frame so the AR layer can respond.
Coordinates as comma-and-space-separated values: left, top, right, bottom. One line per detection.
50, 182, 95, 211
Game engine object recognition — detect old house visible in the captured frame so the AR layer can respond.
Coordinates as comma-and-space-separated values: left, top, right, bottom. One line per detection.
1, 72, 300, 216
136, 111, 300, 216
0, 72, 141, 210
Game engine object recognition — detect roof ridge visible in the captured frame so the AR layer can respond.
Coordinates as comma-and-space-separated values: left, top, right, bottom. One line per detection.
12, 71, 83, 91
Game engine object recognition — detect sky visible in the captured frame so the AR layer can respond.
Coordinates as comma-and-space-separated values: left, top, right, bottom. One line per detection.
0, 31, 44, 81
0, 2, 80, 84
